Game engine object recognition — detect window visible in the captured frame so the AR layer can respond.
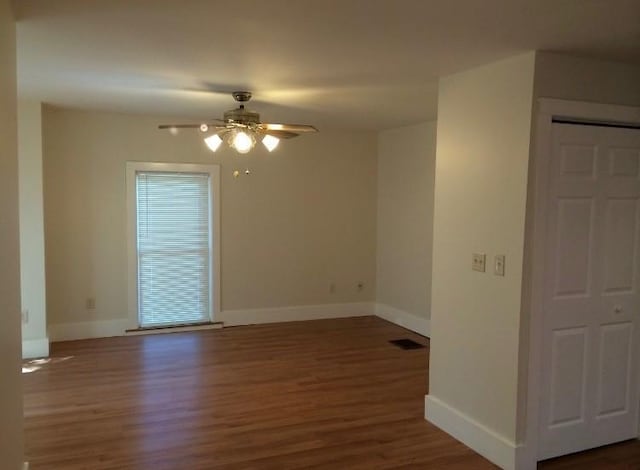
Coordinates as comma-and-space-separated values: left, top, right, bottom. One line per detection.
126, 163, 220, 329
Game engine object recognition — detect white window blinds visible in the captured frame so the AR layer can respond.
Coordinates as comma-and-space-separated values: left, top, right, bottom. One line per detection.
136, 172, 211, 327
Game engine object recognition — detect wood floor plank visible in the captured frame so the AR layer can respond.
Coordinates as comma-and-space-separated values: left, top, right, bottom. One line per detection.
22, 316, 640, 469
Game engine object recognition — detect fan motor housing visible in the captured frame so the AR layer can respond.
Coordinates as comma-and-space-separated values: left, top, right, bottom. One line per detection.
224, 106, 260, 125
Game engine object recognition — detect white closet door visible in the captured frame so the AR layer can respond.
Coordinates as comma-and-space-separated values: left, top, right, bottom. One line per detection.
539, 123, 640, 460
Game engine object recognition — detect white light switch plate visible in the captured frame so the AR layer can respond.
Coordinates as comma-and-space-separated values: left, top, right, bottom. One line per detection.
472, 253, 486, 272
494, 255, 506, 276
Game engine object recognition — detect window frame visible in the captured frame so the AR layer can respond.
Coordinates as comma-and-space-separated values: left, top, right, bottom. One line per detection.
126, 162, 221, 330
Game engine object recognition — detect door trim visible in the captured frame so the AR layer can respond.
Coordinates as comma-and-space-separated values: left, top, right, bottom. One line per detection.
524, 99, 640, 464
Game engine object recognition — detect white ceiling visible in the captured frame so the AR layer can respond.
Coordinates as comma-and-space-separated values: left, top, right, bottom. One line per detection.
14, 0, 640, 131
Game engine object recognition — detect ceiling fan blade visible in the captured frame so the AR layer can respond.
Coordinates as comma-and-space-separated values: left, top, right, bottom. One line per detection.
159, 124, 198, 129
158, 123, 229, 130
258, 129, 300, 139
262, 123, 318, 133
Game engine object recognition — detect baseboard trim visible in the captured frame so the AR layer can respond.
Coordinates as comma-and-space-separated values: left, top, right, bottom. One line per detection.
48, 302, 376, 341
48, 319, 129, 342
374, 303, 430, 337
218, 302, 374, 327
425, 394, 521, 470
22, 338, 50, 359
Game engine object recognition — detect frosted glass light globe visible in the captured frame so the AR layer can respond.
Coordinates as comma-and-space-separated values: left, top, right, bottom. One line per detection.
204, 134, 223, 152
262, 135, 280, 152
232, 131, 254, 154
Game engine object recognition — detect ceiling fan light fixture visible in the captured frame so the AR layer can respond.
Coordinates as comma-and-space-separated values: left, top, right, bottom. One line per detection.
262, 135, 280, 152
204, 133, 223, 152
159, 91, 318, 155
230, 130, 255, 154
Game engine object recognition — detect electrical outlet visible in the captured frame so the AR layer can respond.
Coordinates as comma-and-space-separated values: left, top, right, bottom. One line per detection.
86, 297, 96, 310
22, 309, 29, 324
494, 255, 506, 276
328, 282, 336, 294
472, 253, 486, 272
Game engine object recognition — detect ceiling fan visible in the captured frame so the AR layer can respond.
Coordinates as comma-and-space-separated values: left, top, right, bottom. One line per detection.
159, 91, 318, 154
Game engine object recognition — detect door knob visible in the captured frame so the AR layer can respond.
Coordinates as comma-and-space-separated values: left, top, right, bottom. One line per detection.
614, 306, 623, 314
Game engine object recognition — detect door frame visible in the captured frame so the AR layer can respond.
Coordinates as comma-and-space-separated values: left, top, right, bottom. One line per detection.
523, 99, 640, 464
125, 161, 221, 330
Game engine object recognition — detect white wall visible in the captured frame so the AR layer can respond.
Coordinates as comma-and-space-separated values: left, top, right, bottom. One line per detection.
19, 100, 49, 358
42, 107, 377, 333
376, 122, 436, 335
0, 0, 24, 468
426, 52, 536, 469
535, 51, 640, 106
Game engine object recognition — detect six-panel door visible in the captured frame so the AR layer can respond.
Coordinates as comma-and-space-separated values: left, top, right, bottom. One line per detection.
539, 123, 640, 460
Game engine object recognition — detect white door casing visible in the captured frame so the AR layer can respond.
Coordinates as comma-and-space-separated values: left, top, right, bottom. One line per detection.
538, 122, 640, 459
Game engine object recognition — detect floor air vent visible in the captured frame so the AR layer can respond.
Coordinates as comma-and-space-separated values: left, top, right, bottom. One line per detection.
389, 339, 425, 350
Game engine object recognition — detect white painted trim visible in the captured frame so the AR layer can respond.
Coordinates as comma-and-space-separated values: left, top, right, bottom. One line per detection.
525, 98, 640, 464
374, 303, 430, 337
22, 337, 49, 359
48, 319, 129, 342
538, 98, 640, 124
125, 161, 221, 330
218, 302, 374, 326
425, 394, 523, 470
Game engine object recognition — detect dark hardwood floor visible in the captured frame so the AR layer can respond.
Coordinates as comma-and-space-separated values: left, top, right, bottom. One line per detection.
540, 440, 640, 469
22, 316, 640, 469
